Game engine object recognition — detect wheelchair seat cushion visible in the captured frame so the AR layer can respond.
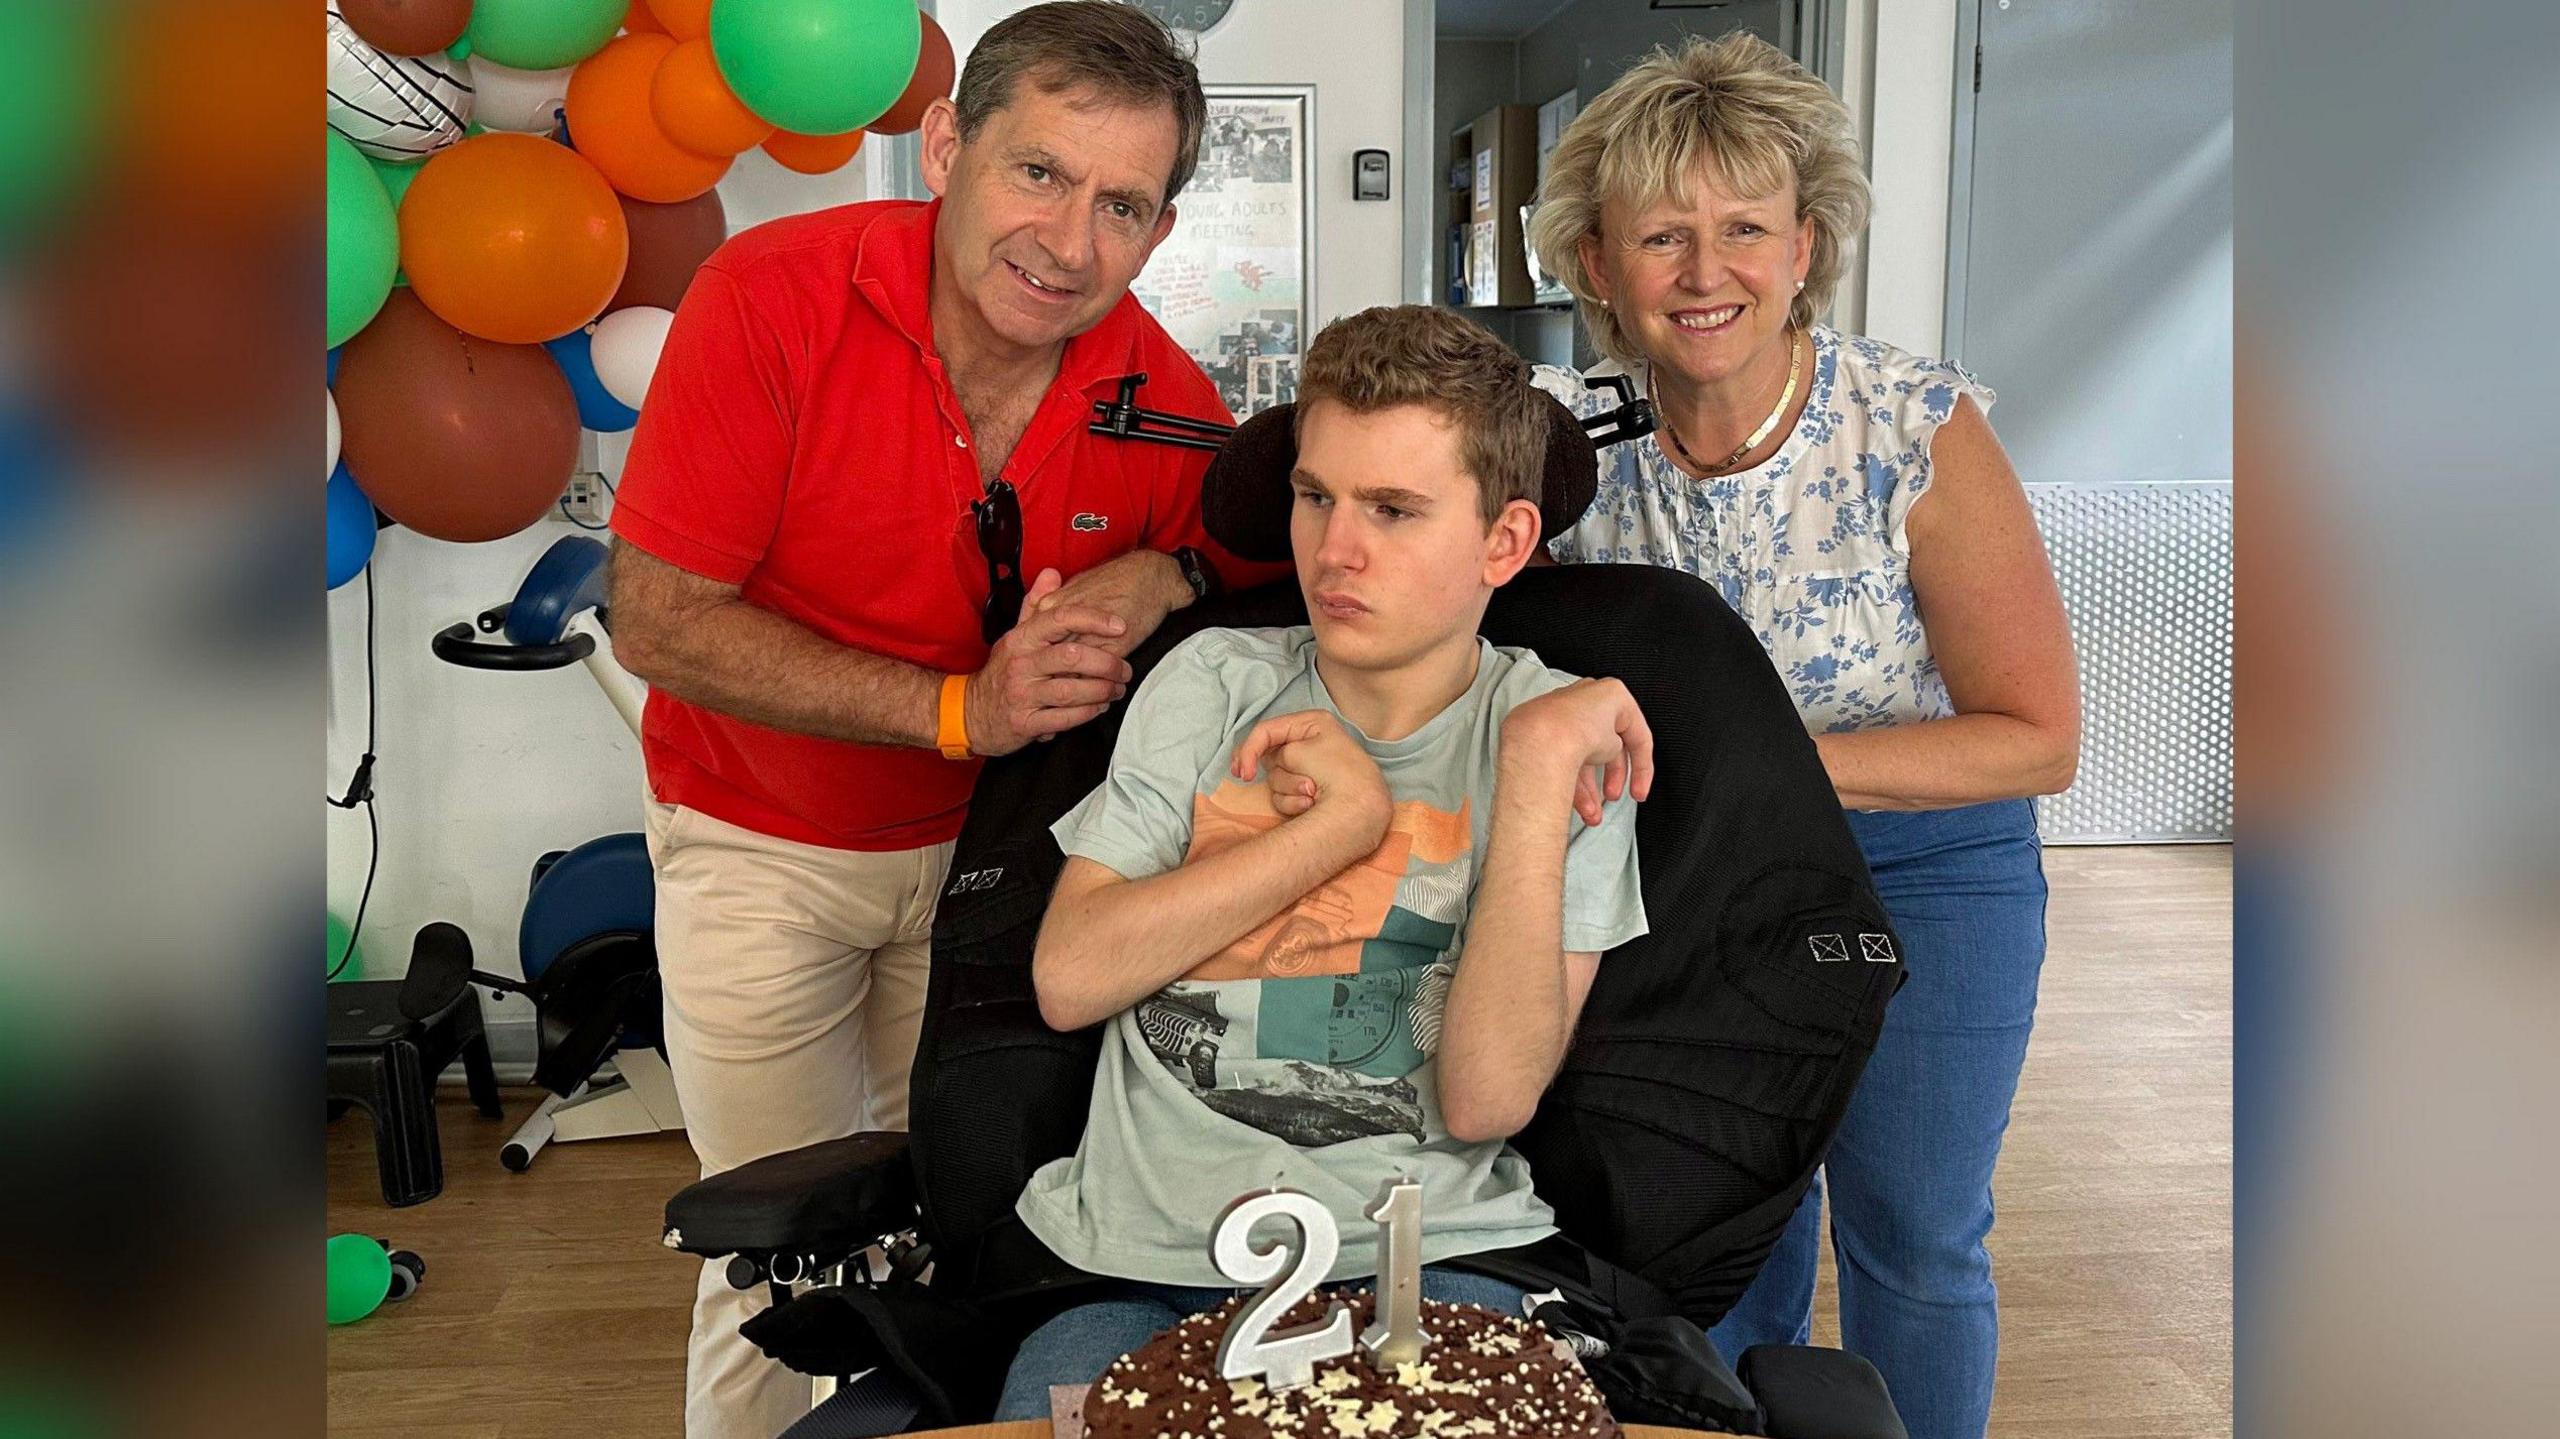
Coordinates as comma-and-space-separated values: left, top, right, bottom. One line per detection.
662, 1131, 915, 1261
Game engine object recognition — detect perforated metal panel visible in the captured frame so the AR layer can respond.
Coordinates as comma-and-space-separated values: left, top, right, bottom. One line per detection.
2029, 481, 2232, 842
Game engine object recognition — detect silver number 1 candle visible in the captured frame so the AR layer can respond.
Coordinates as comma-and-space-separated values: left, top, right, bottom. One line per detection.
1360, 1175, 1427, 1369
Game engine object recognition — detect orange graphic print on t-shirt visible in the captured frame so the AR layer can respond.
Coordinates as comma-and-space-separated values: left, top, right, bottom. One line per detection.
1180, 778, 1471, 982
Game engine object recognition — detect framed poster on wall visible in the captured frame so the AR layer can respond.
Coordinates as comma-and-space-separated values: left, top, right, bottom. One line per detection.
1128, 86, 1311, 418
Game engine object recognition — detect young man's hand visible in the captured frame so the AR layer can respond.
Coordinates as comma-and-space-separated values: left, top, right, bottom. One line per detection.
1229, 710, 1392, 844
1501, 678, 1656, 826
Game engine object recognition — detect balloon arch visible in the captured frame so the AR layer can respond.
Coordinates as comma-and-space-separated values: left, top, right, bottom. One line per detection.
325, 0, 954, 578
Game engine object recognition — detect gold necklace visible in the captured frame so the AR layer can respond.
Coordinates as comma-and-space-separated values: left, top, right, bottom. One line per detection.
1656, 328, 1804, 475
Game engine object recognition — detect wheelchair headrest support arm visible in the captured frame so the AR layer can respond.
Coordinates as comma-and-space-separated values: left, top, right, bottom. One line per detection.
1087, 373, 1234, 453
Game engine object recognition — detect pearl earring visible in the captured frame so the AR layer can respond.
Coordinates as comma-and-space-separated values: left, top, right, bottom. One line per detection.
1796, 278, 1805, 291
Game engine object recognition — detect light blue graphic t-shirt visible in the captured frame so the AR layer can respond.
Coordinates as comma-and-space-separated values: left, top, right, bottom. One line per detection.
1016, 627, 1648, 1285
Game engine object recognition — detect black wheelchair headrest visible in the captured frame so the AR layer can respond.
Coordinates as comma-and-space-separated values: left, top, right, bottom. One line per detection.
1200, 395, 1601, 563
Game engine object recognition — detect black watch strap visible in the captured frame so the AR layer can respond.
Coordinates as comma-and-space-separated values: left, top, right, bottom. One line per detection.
1171, 546, 1218, 602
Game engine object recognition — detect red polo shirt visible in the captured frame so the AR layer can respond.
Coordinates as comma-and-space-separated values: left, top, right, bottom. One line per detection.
612, 198, 1270, 851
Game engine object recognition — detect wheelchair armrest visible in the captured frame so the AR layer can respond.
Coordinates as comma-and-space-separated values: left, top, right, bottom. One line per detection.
1738, 1344, 1909, 1439
662, 1132, 915, 1266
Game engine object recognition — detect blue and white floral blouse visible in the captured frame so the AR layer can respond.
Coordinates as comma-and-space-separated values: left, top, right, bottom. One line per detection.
1532, 326, 1995, 736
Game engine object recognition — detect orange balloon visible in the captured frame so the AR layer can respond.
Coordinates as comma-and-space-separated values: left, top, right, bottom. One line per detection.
121, 0, 303, 228
568, 34, 734, 202
401, 134, 631, 344
623, 0, 667, 35
651, 0, 711, 40
866, 10, 955, 137
652, 37, 774, 158
761, 127, 866, 176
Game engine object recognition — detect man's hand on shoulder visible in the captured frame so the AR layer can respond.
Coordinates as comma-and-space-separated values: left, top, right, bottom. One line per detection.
1230, 710, 1392, 850
1028, 550, 1191, 659
1501, 678, 1656, 827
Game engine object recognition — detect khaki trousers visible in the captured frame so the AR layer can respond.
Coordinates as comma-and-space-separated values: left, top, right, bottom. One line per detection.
645, 798, 953, 1439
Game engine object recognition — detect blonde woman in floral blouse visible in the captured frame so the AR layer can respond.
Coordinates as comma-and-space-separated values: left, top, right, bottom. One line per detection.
1528, 33, 2080, 1439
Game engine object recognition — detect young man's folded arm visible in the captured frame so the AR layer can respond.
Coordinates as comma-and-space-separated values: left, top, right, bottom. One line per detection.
1436, 766, 1605, 1144
1034, 803, 1380, 1032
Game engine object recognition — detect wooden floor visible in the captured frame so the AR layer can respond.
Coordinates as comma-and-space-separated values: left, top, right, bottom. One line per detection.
328, 844, 2231, 1439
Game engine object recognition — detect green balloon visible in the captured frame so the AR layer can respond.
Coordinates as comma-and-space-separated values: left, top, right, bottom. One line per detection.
0, 1383, 99, 1439
366, 155, 422, 210
326, 131, 398, 348
465, 0, 628, 70
325, 1233, 393, 1325
364, 154, 424, 287
327, 912, 366, 982
713, 0, 920, 137
0, 4, 102, 255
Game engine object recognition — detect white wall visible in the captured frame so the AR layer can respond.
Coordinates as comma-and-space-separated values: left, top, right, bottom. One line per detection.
937, 0, 1409, 328
1851, 0, 1959, 358
326, 525, 648, 993
1828, 0, 1876, 337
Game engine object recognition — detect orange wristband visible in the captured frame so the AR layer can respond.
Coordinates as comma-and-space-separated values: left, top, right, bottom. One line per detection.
937, 674, 973, 760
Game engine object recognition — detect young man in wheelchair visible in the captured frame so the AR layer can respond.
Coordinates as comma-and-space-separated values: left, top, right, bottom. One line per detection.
995, 304, 1657, 1417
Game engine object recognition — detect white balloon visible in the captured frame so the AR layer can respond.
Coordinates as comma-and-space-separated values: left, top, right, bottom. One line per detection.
592, 308, 676, 410
325, 7, 474, 162
470, 59, 577, 135
327, 389, 342, 479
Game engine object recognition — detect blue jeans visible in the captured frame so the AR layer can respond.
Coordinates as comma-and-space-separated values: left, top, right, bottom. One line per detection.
1708, 799, 2048, 1439
994, 1266, 1532, 1420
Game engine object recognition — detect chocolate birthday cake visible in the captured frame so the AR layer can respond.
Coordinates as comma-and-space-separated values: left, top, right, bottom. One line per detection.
1079, 1289, 1618, 1439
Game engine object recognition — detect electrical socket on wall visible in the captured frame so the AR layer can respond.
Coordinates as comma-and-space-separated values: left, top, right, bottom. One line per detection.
559, 470, 610, 526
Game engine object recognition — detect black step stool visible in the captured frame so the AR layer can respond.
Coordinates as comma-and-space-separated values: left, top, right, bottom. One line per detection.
328, 979, 502, 1207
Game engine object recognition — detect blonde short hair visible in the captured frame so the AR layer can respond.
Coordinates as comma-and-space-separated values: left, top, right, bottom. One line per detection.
1528, 31, 1871, 366
1296, 305, 1547, 527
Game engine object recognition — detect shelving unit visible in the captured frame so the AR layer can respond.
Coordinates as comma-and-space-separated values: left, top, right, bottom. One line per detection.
1446, 104, 1538, 309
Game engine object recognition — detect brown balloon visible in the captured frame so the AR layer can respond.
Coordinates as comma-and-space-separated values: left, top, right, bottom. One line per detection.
338, 0, 474, 57
334, 291, 583, 542
866, 11, 954, 137
607, 188, 729, 313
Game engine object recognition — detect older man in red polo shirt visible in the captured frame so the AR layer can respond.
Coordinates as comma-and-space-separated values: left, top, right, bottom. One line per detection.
605, 5, 1272, 1432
